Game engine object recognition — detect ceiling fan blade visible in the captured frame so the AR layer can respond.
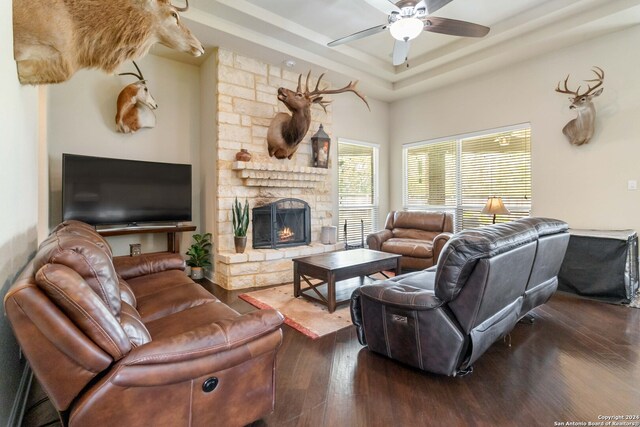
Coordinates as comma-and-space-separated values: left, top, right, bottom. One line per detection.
423, 0, 454, 15
423, 16, 490, 38
392, 40, 411, 66
362, 0, 400, 14
328, 24, 388, 47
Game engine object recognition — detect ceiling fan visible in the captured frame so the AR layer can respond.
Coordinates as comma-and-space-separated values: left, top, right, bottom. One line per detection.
327, 0, 490, 66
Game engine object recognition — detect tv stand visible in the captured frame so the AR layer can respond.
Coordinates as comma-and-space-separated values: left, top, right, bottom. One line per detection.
97, 224, 197, 254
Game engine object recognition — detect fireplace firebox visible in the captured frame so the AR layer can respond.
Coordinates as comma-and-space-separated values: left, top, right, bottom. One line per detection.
252, 198, 311, 249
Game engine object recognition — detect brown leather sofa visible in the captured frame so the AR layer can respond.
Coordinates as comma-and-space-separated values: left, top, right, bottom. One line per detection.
351, 217, 569, 376
4, 220, 284, 426
367, 211, 454, 270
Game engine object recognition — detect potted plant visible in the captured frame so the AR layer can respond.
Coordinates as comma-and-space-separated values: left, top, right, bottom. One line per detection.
186, 232, 212, 280
232, 197, 249, 253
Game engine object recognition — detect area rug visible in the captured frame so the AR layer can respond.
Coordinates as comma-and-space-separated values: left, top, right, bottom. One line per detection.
239, 284, 353, 339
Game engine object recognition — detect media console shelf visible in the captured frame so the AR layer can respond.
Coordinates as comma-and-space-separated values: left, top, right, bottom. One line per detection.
97, 225, 196, 254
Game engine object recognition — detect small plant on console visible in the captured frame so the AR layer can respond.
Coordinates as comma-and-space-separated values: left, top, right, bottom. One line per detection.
186, 232, 212, 279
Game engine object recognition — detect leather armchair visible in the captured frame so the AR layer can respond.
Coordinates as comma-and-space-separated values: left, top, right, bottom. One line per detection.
352, 218, 569, 376
367, 211, 454, 270
5, 221, 284, 426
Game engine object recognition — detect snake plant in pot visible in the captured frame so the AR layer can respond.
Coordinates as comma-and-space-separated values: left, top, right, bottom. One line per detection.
232, 197, 249, 253
186, 233, 212, 280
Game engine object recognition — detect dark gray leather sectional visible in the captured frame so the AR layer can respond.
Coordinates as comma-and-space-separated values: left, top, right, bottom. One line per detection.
351, 217, 569, 376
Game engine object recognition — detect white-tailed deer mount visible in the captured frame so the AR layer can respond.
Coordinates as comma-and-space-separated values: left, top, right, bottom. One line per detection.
555, 66, 605, 146
115, 62, 157, 134
13, 0, 204, 85
267, 72, 370, 160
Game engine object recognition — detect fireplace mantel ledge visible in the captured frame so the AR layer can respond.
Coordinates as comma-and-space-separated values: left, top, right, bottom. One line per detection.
217, 242, 345, 264
232, 161, 328, 188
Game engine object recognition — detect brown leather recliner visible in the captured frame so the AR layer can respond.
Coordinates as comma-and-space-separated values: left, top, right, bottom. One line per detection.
367, 211, 454, 270
4, 221, 284, 427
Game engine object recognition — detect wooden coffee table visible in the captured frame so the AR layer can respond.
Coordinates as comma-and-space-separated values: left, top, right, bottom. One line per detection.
293, 249, 401, 313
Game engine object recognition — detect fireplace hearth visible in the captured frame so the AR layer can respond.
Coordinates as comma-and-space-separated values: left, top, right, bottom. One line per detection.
252, 198, 311, 249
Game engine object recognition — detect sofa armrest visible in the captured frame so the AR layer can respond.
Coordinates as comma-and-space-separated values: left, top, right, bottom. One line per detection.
124, 309, 283, 366
432, 232, 453, 264
111, 309, 284, 387
366, 229, 393, 251
351, 282, 443, 346
359, 282, 444, 310
113, 252, 186, 279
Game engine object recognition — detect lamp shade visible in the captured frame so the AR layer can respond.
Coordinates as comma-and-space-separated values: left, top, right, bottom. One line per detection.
481, 197, 511, 215
390, 17, 424, 41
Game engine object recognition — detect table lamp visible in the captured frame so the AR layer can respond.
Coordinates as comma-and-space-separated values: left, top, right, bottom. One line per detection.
481, 196, 510, 224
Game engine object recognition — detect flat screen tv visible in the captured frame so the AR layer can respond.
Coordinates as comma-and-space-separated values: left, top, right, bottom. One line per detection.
62, 154, 192, 226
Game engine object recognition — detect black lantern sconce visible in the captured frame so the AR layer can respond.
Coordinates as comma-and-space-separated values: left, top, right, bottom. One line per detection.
311, 124, 330, 168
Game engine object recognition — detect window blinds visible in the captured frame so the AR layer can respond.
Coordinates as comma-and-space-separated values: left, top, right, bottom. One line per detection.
459, 128, 531, 229
338, 141, 378, 243
404, 126, 531, 231
405, 139, 457, 208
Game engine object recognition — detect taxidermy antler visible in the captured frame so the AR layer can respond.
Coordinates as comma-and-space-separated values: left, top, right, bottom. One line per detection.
115, 61, 157, 134
267, 71, 370, 159
555, 66, 605, 146
13, 0, 204, 85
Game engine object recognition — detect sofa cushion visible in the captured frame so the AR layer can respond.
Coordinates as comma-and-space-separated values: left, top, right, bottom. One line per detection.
125, 269, 196, 299
120, 302, 151, 347
516, 217, 569, 236
54, 222, 114, 258
387, 268, 437, 291
119, 277, 137, 307
144, 301, 239, 341
434, 221, 538, 302
382, 238, 433, 258
35, 234, 121, 316
391, 228, 439, 241
113, 252, 186, 280
35, 264, 131, 360
51, 220, 98, 234
135, 281, 216, 322
392, 211, 451, 232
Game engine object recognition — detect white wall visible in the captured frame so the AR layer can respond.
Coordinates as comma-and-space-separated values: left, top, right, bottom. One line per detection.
390, 26, 640, 233
47, 55, 202, 255
199, 52, 217, 278
0, 3, 40, 424
332, 95, 390, 229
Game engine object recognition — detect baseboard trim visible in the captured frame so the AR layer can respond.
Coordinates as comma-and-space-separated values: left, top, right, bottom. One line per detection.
6, 364, 32, 427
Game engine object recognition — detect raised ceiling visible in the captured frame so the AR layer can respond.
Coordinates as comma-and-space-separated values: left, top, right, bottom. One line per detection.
162, 0, 640, 101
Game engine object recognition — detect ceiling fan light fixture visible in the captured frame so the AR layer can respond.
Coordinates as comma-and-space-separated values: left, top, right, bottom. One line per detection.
390, 17, 424, 41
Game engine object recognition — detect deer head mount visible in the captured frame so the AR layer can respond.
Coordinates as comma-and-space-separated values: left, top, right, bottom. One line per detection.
266, 71, 370, 160
115, 61, 157, 134
555, 66, 605, 146
13, 0, 204, 85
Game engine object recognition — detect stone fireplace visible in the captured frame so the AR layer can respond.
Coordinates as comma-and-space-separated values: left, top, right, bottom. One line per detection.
252, 198, 311, 249
212, 49, 343, 289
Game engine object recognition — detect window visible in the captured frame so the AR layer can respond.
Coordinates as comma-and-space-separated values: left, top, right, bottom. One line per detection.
404, 124, 531, 231
338, 140, 379, 245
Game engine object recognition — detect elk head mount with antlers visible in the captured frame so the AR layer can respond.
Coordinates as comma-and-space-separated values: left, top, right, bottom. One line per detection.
115, 61, 158, 134
266, 72, 370, 160
555, 66, 605, 146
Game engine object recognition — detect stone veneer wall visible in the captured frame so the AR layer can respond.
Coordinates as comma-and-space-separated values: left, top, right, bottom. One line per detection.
214, 49, 340, 289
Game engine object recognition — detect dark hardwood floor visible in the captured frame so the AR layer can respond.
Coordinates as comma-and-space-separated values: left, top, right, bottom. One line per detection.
23, 281, 640, 427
